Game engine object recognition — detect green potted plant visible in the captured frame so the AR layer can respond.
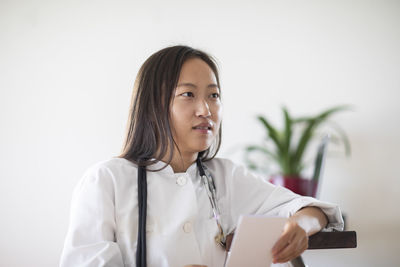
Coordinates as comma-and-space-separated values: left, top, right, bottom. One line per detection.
245, 105, 351, 197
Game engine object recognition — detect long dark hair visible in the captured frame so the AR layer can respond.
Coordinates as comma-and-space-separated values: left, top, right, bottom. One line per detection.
119, 45, 222, 168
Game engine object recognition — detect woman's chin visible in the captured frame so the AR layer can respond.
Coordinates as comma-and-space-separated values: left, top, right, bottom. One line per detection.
191, 144, 212, 154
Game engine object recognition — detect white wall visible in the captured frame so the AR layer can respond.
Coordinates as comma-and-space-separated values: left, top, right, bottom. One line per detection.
1, 0, 399, 266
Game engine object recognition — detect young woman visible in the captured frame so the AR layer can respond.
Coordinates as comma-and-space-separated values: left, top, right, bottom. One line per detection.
60, 45, 343, 267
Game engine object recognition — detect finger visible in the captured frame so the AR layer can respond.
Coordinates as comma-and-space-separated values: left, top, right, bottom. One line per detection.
280, 238, 308, 263
277, 241, 308, 263
271, 219, 299, 252
271, 231, 293, 256
283, 234, 308, 260
273, 234, 308, 263
271, 223, 296, 255
273, 231, 308, 260
273, 234, 301, 263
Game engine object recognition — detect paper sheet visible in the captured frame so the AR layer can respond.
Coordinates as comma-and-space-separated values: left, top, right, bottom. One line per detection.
225, 215, 287, 267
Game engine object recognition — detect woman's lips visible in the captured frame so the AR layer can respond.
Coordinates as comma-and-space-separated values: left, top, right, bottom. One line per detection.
192, 123, 212, 134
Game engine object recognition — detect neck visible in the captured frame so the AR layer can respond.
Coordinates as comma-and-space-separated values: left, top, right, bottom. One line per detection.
166, 151, 198, 173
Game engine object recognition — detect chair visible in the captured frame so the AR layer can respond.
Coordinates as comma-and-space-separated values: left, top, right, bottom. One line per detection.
290, 230, 357, 266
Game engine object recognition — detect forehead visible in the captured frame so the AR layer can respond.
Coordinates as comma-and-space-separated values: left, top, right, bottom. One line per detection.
178, 58, 217, 84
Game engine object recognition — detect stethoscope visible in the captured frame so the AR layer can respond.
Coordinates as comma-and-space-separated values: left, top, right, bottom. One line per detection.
136, 158, 226, 267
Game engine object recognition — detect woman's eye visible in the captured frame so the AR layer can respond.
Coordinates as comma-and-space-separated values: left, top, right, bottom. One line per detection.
211, 93, 220, 98
182, 92, 194, 97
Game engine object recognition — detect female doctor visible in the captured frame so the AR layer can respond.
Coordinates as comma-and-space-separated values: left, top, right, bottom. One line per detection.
60, 45, 343, 267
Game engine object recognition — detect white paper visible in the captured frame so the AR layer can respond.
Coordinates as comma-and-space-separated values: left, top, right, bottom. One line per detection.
225, 215, 287, 267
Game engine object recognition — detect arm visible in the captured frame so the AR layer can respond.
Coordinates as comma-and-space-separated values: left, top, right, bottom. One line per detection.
214, 159, 343, 235
271, 206, 328, 263
291, 206, 328, 236
208, 159, 343, 258
60, 166, 124, 267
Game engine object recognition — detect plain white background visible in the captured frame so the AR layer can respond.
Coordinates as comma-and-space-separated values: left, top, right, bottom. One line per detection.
1, 0, 399, 266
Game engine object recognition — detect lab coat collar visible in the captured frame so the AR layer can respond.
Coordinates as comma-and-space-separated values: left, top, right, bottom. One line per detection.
147, 159, 198, 176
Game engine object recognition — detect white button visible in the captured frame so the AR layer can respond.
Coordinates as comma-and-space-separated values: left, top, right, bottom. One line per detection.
183, 222, 192, 233
176, 175, 187, 186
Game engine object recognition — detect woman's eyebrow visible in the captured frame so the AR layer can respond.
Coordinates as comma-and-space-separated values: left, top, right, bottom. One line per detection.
207, 83, 219, 88
177, 83, 218, 88
177, 83, 197, 88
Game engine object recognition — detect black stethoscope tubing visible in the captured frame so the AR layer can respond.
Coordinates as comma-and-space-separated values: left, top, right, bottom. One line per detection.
137, 164, 147, 267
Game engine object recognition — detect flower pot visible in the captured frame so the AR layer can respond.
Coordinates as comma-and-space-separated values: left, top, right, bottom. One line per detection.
269, 175, 318, 197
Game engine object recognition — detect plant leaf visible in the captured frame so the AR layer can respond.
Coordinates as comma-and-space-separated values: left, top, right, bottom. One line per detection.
245, 145, 278, 160
282, 107, 292, 154
293, 105, 352, 169
257, 115, 284, 153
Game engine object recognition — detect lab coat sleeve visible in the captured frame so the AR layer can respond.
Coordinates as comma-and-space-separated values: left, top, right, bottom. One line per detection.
220, 159, 344, 233
60, 165, 124, 267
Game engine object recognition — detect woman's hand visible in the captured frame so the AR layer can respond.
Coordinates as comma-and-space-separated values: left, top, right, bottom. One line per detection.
271, 218, 308, 263
271, 207, 328, 263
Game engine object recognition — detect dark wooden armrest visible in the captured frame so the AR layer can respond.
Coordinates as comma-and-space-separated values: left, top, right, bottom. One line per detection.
225, 231, 357, 252
308, 231, 357, 249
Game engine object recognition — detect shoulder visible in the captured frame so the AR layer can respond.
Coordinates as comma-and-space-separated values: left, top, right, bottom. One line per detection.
85, 157, 137, 173
203, 157, 249, 175
204, 157, 268, 185
78, 157, 138, 189
203, 157, 236, 169
203, 157, 254, 182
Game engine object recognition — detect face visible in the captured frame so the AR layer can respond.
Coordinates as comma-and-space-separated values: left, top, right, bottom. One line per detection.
170, 58, 222, 157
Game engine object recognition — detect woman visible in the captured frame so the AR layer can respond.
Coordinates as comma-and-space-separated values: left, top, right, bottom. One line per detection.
60, 45, 343, 267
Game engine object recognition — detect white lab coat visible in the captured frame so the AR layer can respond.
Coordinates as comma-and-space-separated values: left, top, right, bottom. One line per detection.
60, 157, 343, 267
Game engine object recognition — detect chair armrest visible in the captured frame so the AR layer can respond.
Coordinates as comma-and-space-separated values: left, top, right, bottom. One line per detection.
308, 231, 357, 249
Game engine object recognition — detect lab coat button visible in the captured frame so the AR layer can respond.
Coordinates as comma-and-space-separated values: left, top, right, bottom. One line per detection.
183, 222, 192, 233
176, 175, 187, 186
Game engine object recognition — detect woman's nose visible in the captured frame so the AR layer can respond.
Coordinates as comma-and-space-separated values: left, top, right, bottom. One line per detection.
195, 99, 211, 117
